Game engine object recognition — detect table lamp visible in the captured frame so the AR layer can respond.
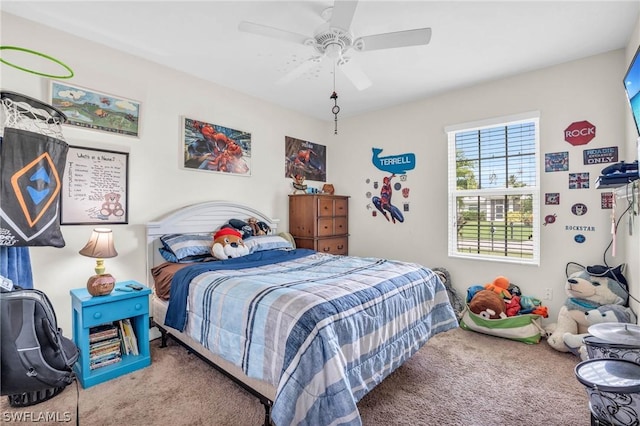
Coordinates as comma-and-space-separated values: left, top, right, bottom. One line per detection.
79, 228, 118, 296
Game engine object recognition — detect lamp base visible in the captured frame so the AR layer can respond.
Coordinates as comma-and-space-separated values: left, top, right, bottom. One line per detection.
87, 274, 115, 296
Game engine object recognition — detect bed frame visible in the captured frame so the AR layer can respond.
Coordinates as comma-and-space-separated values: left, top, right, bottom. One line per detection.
146, 201, 281, 426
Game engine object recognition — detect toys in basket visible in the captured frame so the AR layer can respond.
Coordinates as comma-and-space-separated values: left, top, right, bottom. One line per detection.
460, 276, 548, 344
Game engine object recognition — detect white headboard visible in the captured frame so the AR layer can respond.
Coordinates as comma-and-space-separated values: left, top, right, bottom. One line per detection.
146, 200, 280, 288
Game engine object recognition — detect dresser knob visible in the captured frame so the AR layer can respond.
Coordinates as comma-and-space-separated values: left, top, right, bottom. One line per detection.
135, 303, 142, 310
93, 312, 102, 320
337, 245, 344, 250
323, 247, 330, 252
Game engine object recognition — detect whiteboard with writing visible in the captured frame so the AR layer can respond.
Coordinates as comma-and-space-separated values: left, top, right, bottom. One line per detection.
61, 146, 129, 225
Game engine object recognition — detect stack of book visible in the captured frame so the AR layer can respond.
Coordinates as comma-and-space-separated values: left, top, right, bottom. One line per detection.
89, 323, 122, 370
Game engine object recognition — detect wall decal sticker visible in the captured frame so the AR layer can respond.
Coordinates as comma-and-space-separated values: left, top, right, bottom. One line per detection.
371, 173, 405, 223
571, 203, 588, 216
583, 146, 618, 165
565, 120, 596, 146
601, 192, 614, 209
545, 152, 569, 172
543, 214, 557, 226
371, 147, 415, 174
545, 193, 560, 205
565, 225, 596, 231
569, 172, 590, 189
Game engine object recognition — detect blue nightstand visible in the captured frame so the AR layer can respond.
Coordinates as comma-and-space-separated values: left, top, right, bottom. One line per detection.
70, 281, 151, 388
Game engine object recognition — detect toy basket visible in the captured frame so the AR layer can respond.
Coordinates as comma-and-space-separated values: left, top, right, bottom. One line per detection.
459, 304, 544, 344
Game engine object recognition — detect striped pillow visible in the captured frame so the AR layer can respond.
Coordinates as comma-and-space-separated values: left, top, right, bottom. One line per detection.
159, 233, 213, 263
243, 235, 293, 253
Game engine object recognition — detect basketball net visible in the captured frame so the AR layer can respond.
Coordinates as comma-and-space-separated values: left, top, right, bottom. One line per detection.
1, 97, 66, 140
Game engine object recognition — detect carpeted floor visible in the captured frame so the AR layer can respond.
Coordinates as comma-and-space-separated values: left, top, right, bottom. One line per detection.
1, 327, 590, 425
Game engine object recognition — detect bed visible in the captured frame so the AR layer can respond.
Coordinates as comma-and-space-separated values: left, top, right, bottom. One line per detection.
146, 200, 458, 426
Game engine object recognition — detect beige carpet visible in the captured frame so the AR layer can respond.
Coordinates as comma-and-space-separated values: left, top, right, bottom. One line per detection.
1, 327, 590, 425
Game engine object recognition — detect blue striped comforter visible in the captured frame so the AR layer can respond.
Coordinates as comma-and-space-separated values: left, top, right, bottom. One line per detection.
165, 249, 458, 426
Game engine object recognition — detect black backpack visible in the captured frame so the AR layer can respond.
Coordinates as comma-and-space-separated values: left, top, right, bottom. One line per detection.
1, 286, 79, 407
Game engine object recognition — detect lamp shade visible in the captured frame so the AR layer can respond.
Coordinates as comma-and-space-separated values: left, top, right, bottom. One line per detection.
79, 228, 118, 259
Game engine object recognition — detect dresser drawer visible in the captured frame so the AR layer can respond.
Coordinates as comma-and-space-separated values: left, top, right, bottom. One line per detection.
334, 217, 348, 234
318, 218, 334, 236
334, 198, 348, 216
316, 237, 348, 255
82, 296, 149, 327
318, 197, 335, 217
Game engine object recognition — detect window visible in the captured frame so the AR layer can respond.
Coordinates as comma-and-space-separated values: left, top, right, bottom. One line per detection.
446, 112, 540, 264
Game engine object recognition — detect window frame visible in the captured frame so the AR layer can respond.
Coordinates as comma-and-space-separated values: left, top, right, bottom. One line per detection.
445, 111, 540, 265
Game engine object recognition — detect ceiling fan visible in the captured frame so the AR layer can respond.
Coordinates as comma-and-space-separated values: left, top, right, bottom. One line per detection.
238, 0, 432, 91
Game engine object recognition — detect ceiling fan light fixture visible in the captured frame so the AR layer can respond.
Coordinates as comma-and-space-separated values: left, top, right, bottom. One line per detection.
325, 43, 342, 59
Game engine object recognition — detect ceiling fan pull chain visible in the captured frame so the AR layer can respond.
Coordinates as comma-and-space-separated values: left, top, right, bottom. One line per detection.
330, 91, 340, 135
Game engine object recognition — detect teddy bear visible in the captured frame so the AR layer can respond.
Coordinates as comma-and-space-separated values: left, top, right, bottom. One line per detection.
546, 266, 629, 352
562, 304, 637, 360
247, 217, 266, 236
100, 192, 124, 217
469, 289, 507, 319
211, 228, 250, 260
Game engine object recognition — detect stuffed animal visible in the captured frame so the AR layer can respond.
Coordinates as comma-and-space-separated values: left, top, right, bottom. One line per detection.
466, 285, 485, 303
505, 295, 521, 317
484, 276, 511, 298
222, 218, 254, 239
211, 228, 250, 260
546, 266, 629, 352
469, 290, 507, 319
563, 304, 637, 360
247, 217, 266, 236
291, 174, 307, 194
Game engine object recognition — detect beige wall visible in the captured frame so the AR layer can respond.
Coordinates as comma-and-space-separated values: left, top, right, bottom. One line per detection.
333, 49, 630, 323
2, 10, 638, 336
1, 13, 330, 334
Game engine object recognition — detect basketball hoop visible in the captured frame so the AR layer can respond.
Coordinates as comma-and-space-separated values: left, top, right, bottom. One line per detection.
1, 91, 67, 140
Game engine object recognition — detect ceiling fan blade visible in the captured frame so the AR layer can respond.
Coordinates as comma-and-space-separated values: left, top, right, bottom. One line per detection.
277, 56, 324, 85
354, 28, 432, 52
330, 0, 359, 30
338, 57, 372, 91
238, 21, 311, 45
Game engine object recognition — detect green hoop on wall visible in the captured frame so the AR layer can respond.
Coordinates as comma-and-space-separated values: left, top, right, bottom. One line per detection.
0, 46, 74, 79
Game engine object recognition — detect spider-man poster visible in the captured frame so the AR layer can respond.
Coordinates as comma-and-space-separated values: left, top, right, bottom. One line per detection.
284, 136, 326, 182
183, 117, 251, 175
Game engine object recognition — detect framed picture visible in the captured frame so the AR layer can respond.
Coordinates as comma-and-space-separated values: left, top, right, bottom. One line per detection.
182, 117, 251, 175
60, 146, 129, 225
50, 81, 140, 137
285, 136, 326, 182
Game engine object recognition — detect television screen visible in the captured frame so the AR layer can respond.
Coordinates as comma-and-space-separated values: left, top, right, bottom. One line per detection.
624, 45, 640, 137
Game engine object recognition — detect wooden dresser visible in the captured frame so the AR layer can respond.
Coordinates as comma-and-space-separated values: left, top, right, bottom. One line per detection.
289, 194, 349, 255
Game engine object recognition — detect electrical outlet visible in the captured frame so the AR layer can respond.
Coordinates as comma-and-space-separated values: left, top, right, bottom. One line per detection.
544, 288, 553, 300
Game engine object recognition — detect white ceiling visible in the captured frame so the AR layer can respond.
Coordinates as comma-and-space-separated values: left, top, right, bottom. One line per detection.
2, 1, 639, 121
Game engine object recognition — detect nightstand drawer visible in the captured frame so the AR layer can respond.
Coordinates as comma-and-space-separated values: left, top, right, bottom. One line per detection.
82, 296, 148, 327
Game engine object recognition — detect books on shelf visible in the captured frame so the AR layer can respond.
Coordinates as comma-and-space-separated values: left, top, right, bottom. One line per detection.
89, 323, 119, 343
119, 318, 139, 356
88, 319, 140, 371
89, 323, 121, 370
